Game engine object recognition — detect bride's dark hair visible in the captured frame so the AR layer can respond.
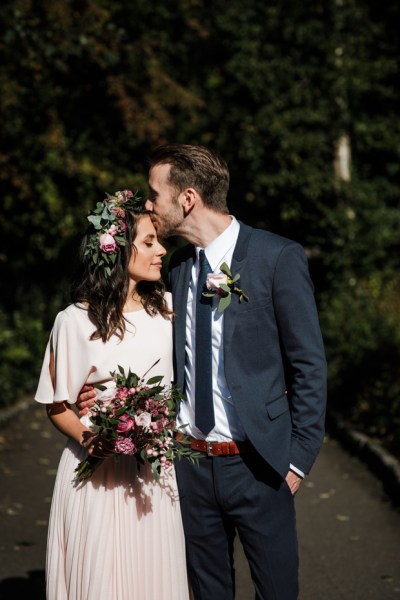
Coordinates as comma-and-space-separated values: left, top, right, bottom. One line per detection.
71, 207, 172, 342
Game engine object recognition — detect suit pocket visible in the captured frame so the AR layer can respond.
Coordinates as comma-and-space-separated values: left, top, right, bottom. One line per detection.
240, 296, 271, 313
266, 394, 289, 420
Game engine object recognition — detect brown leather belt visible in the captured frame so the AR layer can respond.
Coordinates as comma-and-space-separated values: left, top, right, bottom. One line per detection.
175, 432, 253, 457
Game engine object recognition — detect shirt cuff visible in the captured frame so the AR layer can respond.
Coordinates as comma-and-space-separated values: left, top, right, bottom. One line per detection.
289, 464, 305, 478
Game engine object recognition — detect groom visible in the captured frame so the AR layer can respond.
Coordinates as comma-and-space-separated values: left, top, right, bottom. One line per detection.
145, 144, 326, 599
78, 143, 327, 599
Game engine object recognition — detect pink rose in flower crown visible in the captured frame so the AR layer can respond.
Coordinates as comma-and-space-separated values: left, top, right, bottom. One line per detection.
99, 233, 117, 253
115, 414, 136, 435
206, 273, 229, 295
115, 191, 125, 202
135, 411, 152, 429
107, 223, 119, 236
111, 206, 125, 219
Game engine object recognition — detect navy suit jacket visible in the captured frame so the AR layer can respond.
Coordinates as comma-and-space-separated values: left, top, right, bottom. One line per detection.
169, 221, 327, 479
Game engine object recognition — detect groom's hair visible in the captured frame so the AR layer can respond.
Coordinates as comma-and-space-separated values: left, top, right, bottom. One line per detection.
148, 143, 230, 214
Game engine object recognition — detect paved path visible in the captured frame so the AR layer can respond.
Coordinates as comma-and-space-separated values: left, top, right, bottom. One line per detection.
0, 404, 399, 599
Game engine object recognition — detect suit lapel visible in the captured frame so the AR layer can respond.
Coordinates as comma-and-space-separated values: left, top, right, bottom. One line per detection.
223, 222, 253, 350
173, 245, 195, 389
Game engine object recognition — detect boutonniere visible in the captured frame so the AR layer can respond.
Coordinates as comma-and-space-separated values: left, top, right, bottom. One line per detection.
202, 262, 249, 313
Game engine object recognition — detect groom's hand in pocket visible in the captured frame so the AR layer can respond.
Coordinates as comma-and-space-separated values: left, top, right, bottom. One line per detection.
285, 470, 303, 495
76, 385, 96, 416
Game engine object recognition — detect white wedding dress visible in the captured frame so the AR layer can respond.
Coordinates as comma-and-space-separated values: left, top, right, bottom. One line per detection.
35, 297, 189, 600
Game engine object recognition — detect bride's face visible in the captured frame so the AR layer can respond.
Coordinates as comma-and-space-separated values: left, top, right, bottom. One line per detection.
128, 215, 166, 283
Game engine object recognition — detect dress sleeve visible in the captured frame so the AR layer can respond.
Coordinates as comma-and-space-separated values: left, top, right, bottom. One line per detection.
35, 309, 91, 405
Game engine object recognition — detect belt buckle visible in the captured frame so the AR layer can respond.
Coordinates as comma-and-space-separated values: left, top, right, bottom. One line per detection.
206, 441, 214, 456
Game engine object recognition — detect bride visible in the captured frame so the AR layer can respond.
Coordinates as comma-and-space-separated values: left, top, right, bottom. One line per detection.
35, 190, 190, 600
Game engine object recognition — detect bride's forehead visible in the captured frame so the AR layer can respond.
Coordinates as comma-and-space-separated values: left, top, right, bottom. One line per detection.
136, 215, 156, 236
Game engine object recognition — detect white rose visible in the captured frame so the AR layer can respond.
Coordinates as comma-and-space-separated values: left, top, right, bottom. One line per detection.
206, 273, 228, 291
96, 384, 117, 407
135, 411, 152, 428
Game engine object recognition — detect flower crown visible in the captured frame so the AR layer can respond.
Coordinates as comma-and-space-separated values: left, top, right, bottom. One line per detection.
85, 189, 144, 276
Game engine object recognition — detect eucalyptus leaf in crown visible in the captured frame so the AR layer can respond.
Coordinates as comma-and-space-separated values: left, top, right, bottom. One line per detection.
84, 189, 144, 276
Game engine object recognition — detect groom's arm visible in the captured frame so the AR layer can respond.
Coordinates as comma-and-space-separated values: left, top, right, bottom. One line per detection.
76, 385, 96, 416
273, 241, 327, 475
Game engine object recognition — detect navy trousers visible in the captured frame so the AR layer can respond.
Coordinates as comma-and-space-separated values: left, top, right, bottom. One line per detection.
175, 451, 299, 600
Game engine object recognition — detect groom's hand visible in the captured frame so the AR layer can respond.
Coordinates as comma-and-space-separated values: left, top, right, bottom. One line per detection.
285, 470, 303, 495
76, 385, 96, 416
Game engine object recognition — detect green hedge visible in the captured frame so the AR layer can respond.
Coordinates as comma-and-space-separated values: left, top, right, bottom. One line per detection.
0, 309, 49, 406
320, 274, 400, 457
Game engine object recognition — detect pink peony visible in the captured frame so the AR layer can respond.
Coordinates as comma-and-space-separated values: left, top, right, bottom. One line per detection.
135, 411, 152, 429
115, 414, 135, 434
206, 273, 228, 292
99, 233, 117, 253
114, 436, 136, 455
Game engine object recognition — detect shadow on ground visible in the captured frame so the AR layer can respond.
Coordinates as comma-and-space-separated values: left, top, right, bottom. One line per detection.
0, 569, 45, 599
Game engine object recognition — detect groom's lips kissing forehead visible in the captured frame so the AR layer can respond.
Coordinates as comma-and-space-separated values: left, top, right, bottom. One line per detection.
149, 214, 158, 226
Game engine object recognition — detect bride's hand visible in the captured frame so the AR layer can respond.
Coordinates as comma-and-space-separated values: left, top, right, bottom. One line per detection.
81, 431, 114, 458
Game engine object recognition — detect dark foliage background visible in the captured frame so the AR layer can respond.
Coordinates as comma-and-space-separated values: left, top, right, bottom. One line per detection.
1, 0, 399, 455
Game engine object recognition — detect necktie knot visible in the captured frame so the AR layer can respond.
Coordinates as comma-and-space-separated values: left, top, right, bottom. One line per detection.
199, 249, 212, 275
199, 248, 208, 267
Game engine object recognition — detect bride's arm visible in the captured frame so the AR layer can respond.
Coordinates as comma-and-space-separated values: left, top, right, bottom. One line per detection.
46, 401, 89, 446
46, 351, 112, 458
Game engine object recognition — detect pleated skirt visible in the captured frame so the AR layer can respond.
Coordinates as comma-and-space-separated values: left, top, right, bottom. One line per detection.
46, 439, 190, 600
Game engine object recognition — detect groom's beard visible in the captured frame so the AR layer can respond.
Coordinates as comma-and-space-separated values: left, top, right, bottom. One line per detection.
150, 201, 184, 239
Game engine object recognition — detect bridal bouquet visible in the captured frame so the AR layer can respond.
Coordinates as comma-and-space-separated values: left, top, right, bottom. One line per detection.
74, 361, 197, 482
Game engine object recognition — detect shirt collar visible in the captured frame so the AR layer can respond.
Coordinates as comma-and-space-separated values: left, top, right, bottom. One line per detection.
195, 216, 240, 273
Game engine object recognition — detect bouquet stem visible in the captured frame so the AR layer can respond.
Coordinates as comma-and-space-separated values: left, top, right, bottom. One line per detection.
74, 455, 103, 483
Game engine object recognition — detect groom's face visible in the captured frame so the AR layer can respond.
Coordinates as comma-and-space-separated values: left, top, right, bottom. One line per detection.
145, 163, 184, 239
